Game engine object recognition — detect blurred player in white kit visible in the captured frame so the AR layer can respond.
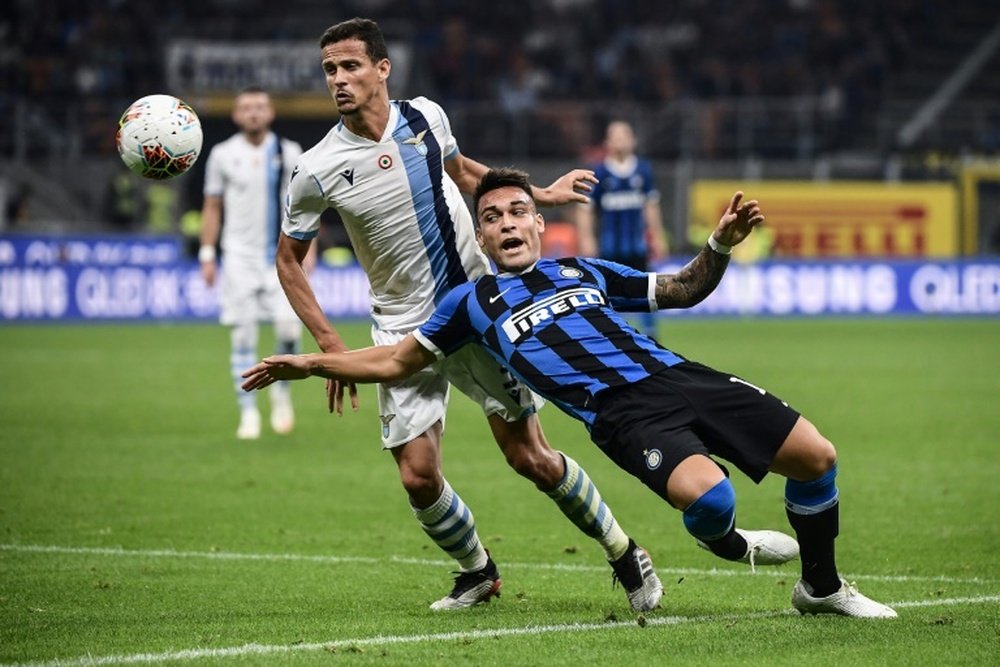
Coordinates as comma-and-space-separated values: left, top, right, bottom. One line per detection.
199, 87, 309, 439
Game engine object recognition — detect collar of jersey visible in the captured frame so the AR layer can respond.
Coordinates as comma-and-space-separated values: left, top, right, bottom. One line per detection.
238, 131, 275, 150
604, 154, 637, 178
496, 260, 539, 279
335, 103, 401, 145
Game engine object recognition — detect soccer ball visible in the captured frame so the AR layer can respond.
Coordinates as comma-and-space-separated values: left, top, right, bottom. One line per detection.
116, 94, 203, 180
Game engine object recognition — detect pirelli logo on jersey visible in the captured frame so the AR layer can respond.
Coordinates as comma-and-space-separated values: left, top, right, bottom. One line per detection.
501, 287, 605, 342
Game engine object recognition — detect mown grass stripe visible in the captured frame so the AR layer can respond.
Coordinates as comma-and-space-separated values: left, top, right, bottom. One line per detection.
5, 595, 998, 667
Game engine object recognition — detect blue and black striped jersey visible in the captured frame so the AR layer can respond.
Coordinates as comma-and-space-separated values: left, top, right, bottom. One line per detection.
415, 257, 684, 426
590, 157, 658, 260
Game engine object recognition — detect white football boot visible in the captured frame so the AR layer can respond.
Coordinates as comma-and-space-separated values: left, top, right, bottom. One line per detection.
610, 539, 664, 611
269, 387, 294, 435
697, 528, 800, 571
236, 407, 261, 440
430, 553, 502, 610
792, 578, 898, 618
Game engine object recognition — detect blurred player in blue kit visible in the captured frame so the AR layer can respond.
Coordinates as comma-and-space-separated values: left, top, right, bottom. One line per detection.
577, 120, 667, 339
246, 168, 898, 619
271, 18, 663, 612
199, 87, 308, 440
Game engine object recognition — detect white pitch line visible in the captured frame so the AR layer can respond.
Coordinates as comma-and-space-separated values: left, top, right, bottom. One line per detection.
4, 595, 999, 667
0, 543, 376, 565
2, 543, 995, 586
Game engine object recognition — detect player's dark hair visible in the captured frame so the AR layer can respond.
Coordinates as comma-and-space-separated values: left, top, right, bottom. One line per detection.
238, 85, 268, 96
473, 168, 534, 220
320, 18, 390, 63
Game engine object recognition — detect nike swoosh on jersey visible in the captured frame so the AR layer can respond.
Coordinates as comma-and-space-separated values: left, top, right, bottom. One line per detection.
489, 287, 512, 304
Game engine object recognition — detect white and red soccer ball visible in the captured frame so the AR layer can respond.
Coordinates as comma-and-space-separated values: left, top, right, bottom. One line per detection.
116, 94, 203, 180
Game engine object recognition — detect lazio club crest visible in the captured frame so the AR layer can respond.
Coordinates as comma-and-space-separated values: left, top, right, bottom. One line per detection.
380, 414, 395, 438
403, 129, 429, 156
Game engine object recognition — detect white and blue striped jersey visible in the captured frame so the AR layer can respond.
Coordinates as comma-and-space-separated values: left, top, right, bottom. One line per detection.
283, 97, 490, 331
414, 257, 685, 426
203, 131, 302, 264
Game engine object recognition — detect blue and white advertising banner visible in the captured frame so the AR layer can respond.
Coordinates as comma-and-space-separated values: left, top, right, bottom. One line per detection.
653, 259, 1000, 316
1, 235, 997, 322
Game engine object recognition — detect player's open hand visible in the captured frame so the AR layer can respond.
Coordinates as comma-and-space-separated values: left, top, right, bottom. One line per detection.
327, 377, 359, 416
536, 169, 599, 206
320, 342, 360, 416
241, 355, 311, 392
712, 191, 764, 248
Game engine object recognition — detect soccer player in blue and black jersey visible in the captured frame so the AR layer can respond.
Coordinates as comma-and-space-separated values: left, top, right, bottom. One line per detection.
244, 168, 897, 618
577, 121, 667, 339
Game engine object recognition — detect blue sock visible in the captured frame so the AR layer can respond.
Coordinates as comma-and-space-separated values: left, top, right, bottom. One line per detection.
683, 478, 736, 541
785, 464, 839, 515
683, 478, 747, 560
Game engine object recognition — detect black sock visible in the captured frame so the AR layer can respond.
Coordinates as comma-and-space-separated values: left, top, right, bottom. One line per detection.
786, 503, 840, 597
703, 525, 749, 561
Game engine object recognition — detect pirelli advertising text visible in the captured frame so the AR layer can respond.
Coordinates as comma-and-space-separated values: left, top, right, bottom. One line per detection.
690, 181, 959, 258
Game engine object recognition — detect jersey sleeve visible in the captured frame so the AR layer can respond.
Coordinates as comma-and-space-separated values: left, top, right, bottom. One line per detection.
416, 96, 459, 161
414, 285, 476, 359
202, 145, 225, 197
283, 139, 304, 172
581, 257, 657, 312
282, 159, 325, 241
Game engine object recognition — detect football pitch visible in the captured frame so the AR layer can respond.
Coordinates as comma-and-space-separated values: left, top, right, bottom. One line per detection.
1, 318, 998, 666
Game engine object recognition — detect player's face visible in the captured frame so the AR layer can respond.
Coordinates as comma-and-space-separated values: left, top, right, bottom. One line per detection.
476, 187, 546, 273
232, 92, 274, 135
605, 121, 635, 157
321, 39, 390, 115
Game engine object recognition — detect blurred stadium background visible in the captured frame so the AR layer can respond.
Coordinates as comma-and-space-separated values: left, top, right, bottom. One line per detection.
1, 0, 999, 318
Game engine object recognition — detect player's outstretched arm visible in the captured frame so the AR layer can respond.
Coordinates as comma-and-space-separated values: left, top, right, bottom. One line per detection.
276, 232, 359, 414
444, 154, 597, 207
241, 335, 436, 393
654, 191, 764, 309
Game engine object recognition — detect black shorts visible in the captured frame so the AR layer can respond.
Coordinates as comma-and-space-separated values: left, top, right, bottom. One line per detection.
589, 361, 800, 504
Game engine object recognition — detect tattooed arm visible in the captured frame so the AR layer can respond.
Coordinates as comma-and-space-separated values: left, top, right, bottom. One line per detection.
654, 191, 764, 309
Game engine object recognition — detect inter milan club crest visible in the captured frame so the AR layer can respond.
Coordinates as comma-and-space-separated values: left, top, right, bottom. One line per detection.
644, 448, 662, 470
380, 414, 395, 438
377, 154, 393, 170
403, 129, 429, 156
559, 266, 584, 279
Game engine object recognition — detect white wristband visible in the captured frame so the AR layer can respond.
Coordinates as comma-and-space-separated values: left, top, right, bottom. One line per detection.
707, 235, 732, 255
198, 245, 217, 263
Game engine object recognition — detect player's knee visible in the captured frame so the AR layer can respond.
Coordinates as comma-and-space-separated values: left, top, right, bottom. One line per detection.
274, 319, 301, 344
801, 435, 837, 481
682, 478, 736, 541
504, 445, 561, 487
230, 322, 258, 351
398, 466, 441, 499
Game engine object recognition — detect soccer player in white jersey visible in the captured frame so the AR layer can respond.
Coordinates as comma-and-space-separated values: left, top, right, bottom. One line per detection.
200, 87, 309, 440
275, 17, 663, 611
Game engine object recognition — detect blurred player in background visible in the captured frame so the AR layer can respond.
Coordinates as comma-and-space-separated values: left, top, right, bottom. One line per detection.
246, 168, 897, 619
577, 120, 667, 339
199, 87, 309, 440
274, 18, 663, 612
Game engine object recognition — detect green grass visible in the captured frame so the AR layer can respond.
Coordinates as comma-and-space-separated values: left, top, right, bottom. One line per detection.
1, 319, 998, 666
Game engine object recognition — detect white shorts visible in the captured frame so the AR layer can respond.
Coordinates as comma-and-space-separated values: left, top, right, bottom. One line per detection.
219, 259, 297, 326
372, 327, 545, 448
